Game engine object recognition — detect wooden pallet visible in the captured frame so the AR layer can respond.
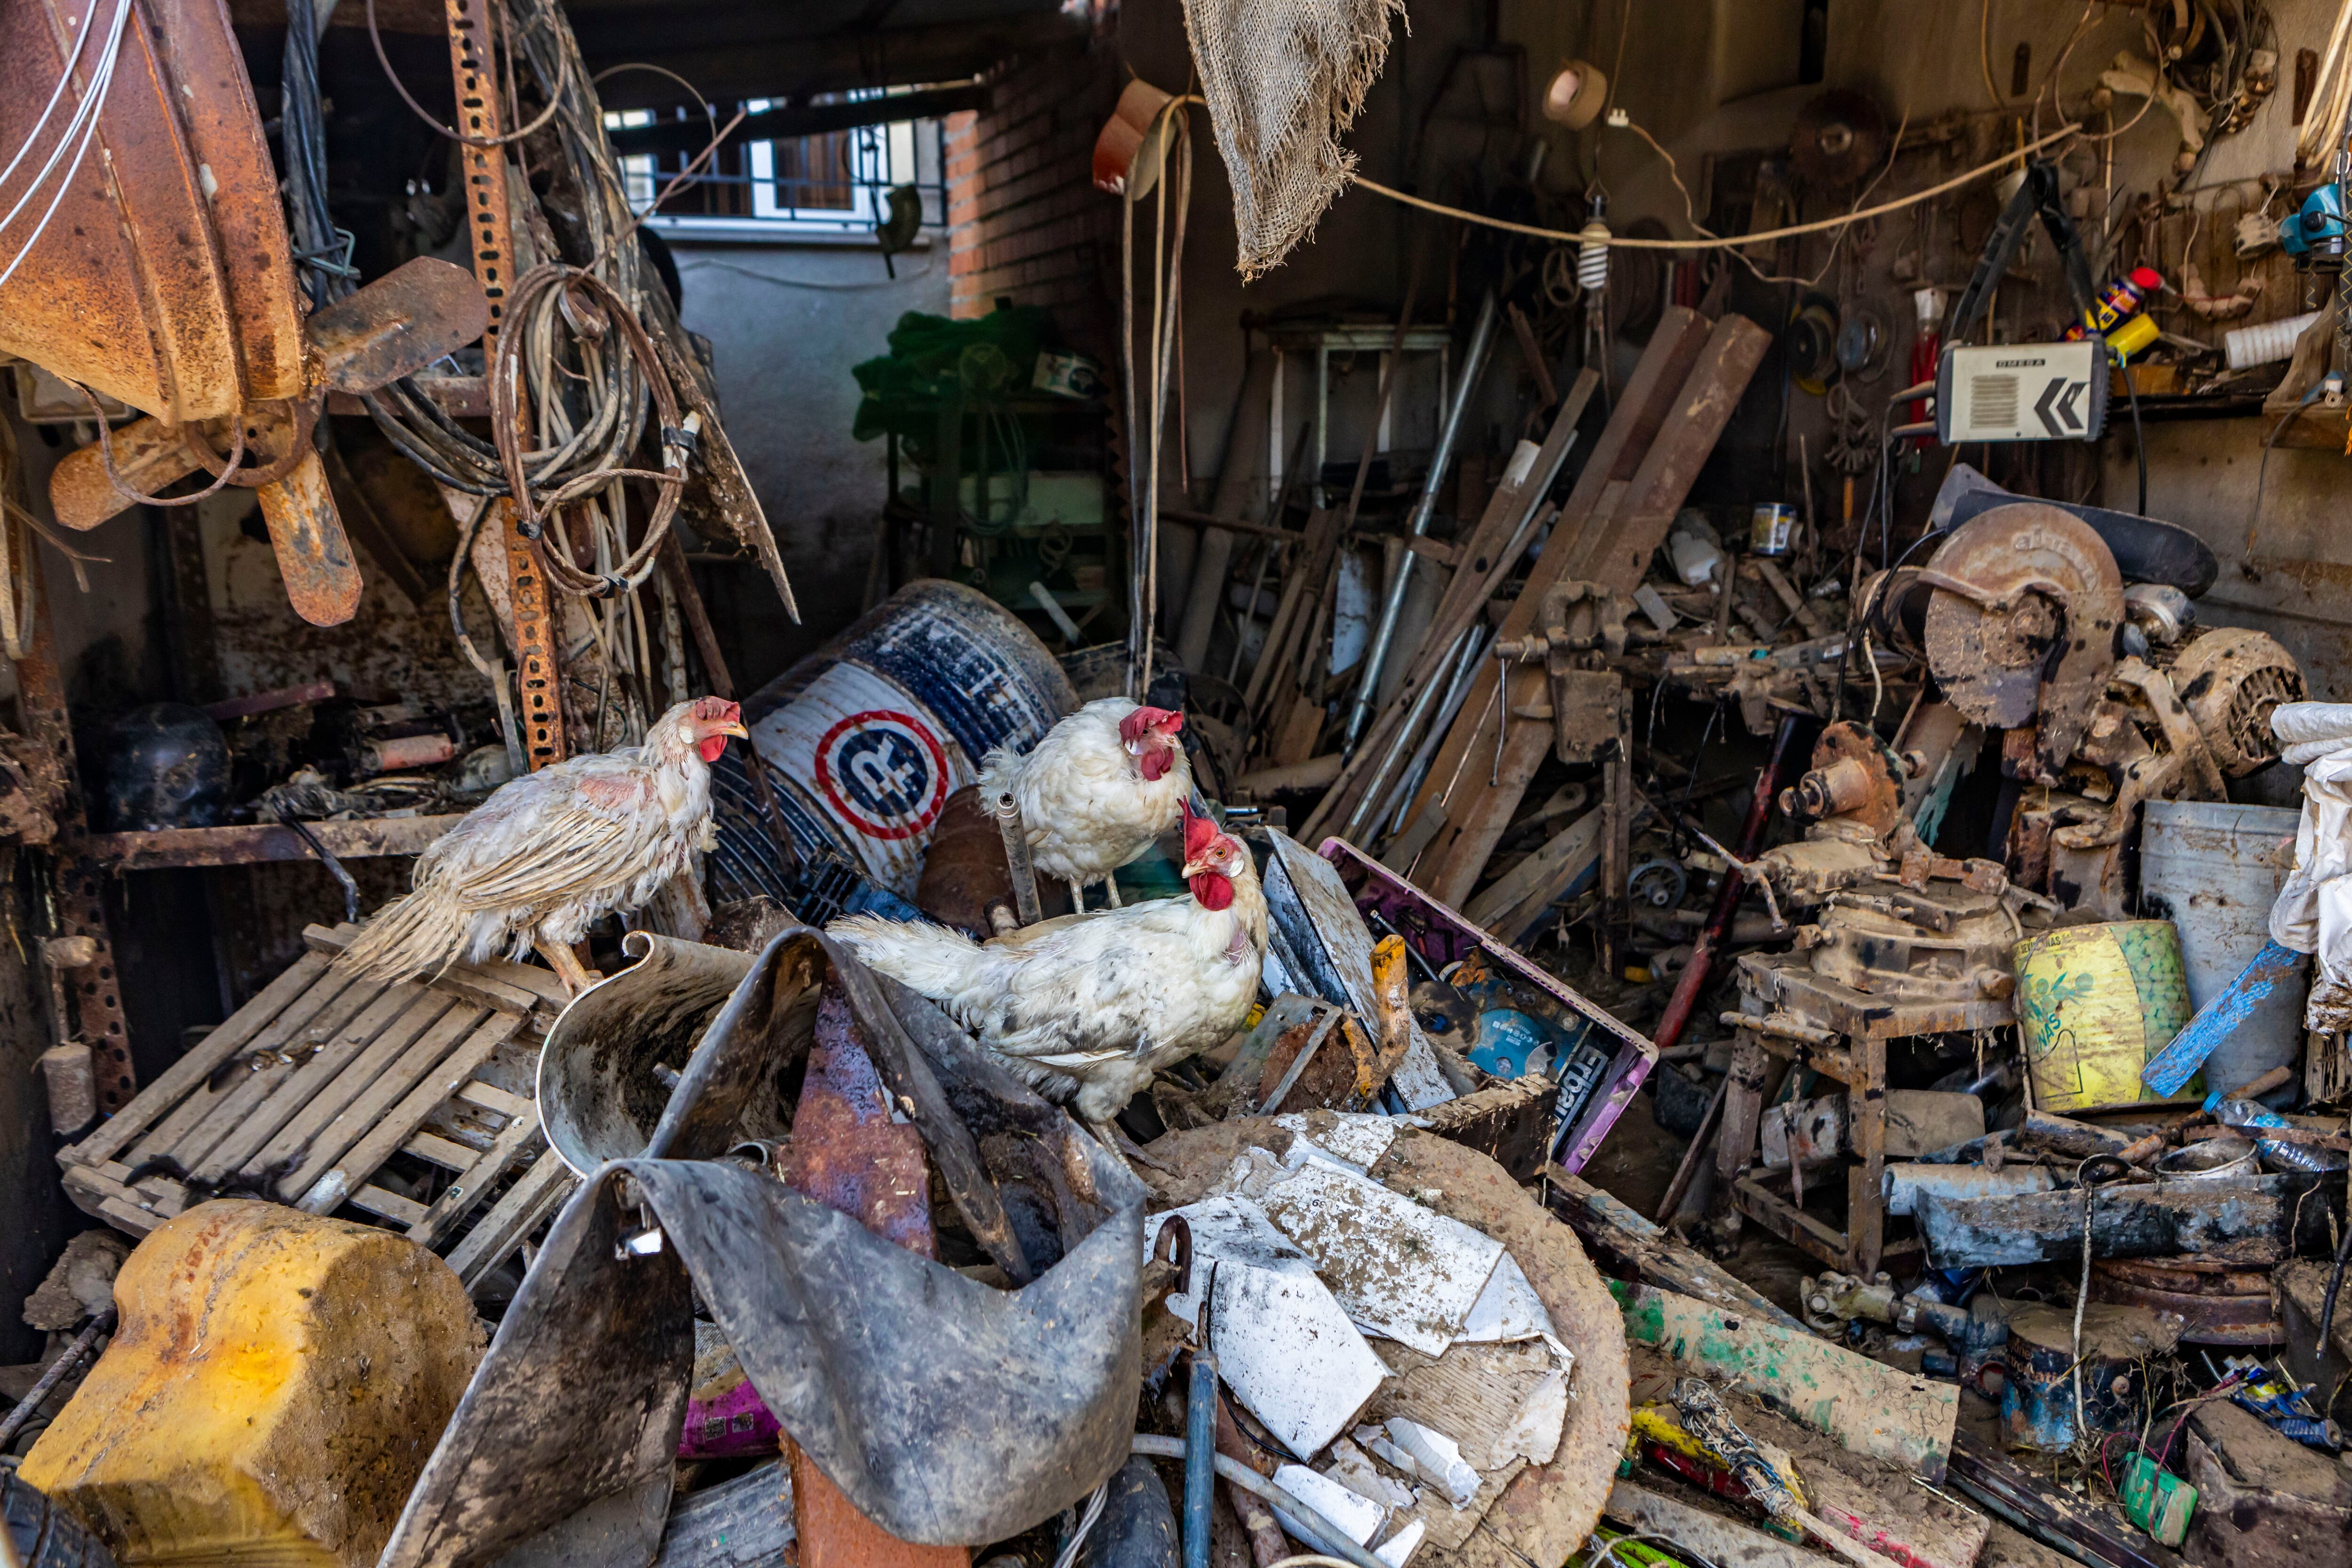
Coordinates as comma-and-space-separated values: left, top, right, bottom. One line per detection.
57, 923, 578, 1293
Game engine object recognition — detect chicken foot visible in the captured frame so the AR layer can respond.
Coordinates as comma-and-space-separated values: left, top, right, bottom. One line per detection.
1067, 878, 1089, 914
1101, 877, 1121, 908
1086, 1117, 1171, 1175
536, 934, 598, 996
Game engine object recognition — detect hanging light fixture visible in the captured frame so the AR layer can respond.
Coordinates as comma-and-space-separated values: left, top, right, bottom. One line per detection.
1541, 59, 1608, 130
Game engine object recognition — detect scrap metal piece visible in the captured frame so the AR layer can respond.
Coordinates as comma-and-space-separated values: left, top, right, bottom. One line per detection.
2091, 1258, 2282, 1346
310, 256, 492, 392
2169, 626, 2306, 776
383, 967, 1147, 1565
255, 449, 364, 627
1918, 504, 2123, 781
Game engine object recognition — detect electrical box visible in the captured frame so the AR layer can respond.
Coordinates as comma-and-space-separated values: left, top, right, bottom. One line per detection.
1934, 340, 2106, 443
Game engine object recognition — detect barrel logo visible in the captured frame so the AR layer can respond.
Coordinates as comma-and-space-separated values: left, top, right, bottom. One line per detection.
813, 710, 950, 841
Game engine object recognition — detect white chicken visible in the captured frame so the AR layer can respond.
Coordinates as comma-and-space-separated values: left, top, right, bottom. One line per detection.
829, 804, 1264, 1152
977, 698, 1190, 910
333, 697, 748, 994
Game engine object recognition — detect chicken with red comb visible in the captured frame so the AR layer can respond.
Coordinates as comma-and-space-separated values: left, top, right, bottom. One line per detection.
830, 800, 1263, 1162
977, 697, 1191, 911
333, 697, 749, 994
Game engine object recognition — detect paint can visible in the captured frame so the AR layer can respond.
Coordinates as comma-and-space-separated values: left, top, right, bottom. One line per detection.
1748, 502, 1796, 556
2013, 921, 2196, 1112
2001, 1303, 2183, 1452
733, 580, 1077, 897
2139, 800, 2303, 1100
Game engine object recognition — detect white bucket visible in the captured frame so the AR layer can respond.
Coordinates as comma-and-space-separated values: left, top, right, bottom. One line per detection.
2138, 799, 2303, 1096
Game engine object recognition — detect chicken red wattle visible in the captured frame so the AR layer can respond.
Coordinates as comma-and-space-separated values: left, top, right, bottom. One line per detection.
1119, 706, 1185, 781
1180, 802, 1239, 911
691, 696, 744, 763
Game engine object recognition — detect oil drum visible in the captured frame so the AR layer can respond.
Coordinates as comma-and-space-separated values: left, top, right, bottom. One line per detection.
728, 580, 1076, 899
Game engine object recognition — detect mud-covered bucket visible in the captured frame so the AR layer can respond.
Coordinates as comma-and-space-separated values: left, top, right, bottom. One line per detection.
2013, 920, 2197, 1111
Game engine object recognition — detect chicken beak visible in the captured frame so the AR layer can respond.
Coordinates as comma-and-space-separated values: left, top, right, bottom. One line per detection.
717, 721, 750, 740
1180, 853, 1212, 879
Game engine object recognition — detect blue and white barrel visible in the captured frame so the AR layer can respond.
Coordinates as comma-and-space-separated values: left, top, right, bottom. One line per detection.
739, 580, 1077, 895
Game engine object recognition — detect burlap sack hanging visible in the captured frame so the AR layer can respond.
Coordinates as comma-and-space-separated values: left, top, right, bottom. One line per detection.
1181, 0, 1406, 278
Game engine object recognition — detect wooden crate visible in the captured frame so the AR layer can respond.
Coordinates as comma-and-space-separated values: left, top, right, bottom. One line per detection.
58, 923, 578, 1293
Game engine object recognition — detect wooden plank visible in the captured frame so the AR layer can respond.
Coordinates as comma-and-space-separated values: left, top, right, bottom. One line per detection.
174, 979, 407, 1178
351, 1185, 430, 1227
203, 986, 453, 1179
61, 1163, 179, 1233
447, 1150, 576, 1288
403, 1130, 480, 1170
456, 1081, 533, 1118
295, 1011, 525, 1213
1605, 1481, 1842, 1568
1542, 1168, 1805, 1330
1426, 709, 1552, 908
244, 993, 473, 1178
268, 1003, 489, 1193
1462, 806, 1603, 931
127, 963, 370, 1166
302, 923, 544, 1016
82, 813, 464, 870
411, 1117, 546, 1250
64, 949, 336, 1167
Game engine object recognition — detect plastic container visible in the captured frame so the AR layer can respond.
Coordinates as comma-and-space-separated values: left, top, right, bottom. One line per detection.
2139, 799, 2302, 1098
1749, 502, 1796, 556
2224, 310, 2323, 371
2013, 921, 2196, 1111
2065, 266, 2164, 341
736, 580, 1077, 895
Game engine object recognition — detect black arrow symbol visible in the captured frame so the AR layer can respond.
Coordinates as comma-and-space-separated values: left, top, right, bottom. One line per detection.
2035, 377, 2087, 435
2055, 379, 2086, 431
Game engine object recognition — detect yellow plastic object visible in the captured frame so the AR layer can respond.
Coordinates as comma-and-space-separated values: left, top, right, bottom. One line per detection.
22, 1200, 481, 1567
1627, 1405, 1808, 1510
2014, 920, 2196, 1112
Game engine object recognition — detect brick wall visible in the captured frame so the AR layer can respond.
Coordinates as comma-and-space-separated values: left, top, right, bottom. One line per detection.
946, 47, 1120, 356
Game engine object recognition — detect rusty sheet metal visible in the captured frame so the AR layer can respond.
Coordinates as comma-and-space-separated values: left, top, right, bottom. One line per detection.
310, 257, 489, 391
81, 812, 465, 869
48, 417, 193, 530
0, 0, 303, 421
2090, 1257, 2281, 1345
1919, 505, 2122, 781
785, 981, 937, 1258
256, 449, 364, 626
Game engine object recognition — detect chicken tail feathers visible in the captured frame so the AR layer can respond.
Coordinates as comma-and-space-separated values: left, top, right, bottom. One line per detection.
333, 888, 472, 984
974, 745, 1021, 807
826, 913, 990, 1003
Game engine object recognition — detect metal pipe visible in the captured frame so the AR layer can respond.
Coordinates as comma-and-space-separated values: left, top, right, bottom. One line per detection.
1388, 625, 1491, 836
1342, 291, 1501, 751
1184, 1353, 1218, 1568
1342, 624, 1470, 841
0, 1308, 113, 1449
996, 792, 1042, 926
1652, 715, 1809, 1051
1130, 1436, 1387, 1568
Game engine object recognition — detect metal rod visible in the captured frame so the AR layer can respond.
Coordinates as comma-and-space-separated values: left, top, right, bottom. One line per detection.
996, 792, 1043, 926
1130, 1436, 1388, 1568
1652, 715, 1808, 1050
1342, 625, 1470, 842
1342, 291, 1501, 752
1388, 626, 1491, 836
1256, 1005, 1349, 1114
1184, 1353, 1219, 1568
0, 1308, 113, 1449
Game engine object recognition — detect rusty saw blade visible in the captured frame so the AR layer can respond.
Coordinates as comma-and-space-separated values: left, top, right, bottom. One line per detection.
1920, 503, 2120, 781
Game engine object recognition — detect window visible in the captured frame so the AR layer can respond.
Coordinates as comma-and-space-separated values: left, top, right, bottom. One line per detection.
601, 89, 948, 239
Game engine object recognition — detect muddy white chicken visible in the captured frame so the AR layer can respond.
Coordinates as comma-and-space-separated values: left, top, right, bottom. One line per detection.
978, 698, 1189, 910
334, 697, 748, 993
829, 804, 1264, 1151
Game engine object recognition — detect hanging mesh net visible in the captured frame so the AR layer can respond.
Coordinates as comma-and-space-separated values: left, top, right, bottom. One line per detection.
1181, 0, 1406, 279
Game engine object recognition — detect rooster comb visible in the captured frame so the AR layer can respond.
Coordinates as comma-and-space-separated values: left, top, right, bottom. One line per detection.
1181, 801, 1219, 859
689, 696, 742, 725
1119, 706, 1184, 744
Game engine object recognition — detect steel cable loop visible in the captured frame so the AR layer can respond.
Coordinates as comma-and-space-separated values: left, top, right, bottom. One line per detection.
487, 263, 686, 598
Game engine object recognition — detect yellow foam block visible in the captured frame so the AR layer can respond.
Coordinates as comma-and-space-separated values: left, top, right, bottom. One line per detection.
23, 1200, 481, 1567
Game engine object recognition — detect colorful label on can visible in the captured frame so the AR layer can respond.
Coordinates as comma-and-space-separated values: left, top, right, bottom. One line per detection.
2014, 922, 2196, 1111
749, 663, 975, 893
1750, 503, 1796, 556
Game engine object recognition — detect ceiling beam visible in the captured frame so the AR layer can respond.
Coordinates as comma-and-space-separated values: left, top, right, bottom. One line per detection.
605, 82, 991, 157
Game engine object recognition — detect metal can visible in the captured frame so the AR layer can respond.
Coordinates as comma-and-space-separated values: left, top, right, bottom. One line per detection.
1749, 502, 1796, 556
730, 580, 1078, 896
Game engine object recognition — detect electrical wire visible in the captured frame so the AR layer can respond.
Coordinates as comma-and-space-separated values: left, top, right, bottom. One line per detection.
0, 0, 135, 293
1352, 120, 2083, 250
366, 0, 570, 149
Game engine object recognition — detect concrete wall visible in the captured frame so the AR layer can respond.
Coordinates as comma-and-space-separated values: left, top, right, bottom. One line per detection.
670, 238, 951, 687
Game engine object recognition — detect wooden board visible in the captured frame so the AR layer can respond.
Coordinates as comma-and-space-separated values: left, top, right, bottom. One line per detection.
58, 921, 569, 1296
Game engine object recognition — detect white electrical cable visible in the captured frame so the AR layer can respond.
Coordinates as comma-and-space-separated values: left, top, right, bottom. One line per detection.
0, 0, 135, 292
2300, 0, 2352, 169
0, 0, 104, 197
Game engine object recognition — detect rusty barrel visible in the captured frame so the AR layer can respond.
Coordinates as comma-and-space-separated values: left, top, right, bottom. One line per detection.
732, 580, 1076, 898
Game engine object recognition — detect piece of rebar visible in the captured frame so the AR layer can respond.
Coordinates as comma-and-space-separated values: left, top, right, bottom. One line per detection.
1342, 291, 1501, 752
0, 1308, 113, 1449
996, 791, 1042, 927
1184, 1353, 1218, 1568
